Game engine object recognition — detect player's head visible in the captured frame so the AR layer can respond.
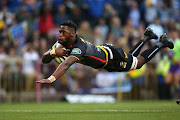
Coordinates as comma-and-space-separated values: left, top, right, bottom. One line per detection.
59, 21, 77, 45
61, 21, 77, 33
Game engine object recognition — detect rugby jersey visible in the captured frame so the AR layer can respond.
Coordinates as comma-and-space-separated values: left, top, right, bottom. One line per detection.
63, 35, 108, 69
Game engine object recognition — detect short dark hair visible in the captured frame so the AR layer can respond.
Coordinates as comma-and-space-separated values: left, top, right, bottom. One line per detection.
61, 21, 77, 33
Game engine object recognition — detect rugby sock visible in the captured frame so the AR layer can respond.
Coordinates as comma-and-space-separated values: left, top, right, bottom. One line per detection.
129, 36, 149, 57
140, 42, 164, 63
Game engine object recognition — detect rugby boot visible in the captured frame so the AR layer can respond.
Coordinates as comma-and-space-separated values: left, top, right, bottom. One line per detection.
144, 27, 158, 40
160, 33, 174, 49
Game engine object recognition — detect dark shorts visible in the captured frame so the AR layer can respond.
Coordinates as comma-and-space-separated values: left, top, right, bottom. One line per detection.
101, 44, 137, 72
168, 64, 180, 74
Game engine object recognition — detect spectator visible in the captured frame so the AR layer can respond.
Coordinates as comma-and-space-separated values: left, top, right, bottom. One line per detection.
70, 7, 83, 26
96, 18, 109, 39
103, 3, 117, 26
109, 16, 122, 41
117, 0, 130, 26
77, 21, 92, 42
16, 5, 37, 40
22, 43, 39, 92
83, 0, 110, 26
149, 17, 164, 43
144, 0, 158, 25
92, 27, 104, 46
158, 1, 173, 27
165, 30, 180, 90
68, 64, 94, 94
54, 4, 69, 26
46, 30, 57, 48
12, 40, 22, 56
128, 0, 140, 28
5, 47, 21, 73
38, 2, 54, 36
156, 55, 171, 99
0, 6, 13, 26
106, 32, 116, 44
0, 47, 7, 74
123, 18, 137, 48
38, 37, 48, 57
166, 18, 177, 31
171, 0, 180, 21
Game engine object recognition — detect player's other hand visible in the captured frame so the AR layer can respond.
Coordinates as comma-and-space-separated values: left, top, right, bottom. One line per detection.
55, 46, 68, 57
36, 79, 52, 84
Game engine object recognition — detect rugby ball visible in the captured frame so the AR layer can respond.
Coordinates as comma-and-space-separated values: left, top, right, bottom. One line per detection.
52, 42, 67, 64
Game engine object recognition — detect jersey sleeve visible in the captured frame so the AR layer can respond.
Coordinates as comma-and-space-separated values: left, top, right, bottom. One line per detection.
69, 44, 86, 60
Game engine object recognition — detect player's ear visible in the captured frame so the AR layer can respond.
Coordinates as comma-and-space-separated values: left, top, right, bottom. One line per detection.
70, 32, 75, 37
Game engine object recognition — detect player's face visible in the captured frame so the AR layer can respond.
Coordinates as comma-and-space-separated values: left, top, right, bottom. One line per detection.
59, 25, 71, 45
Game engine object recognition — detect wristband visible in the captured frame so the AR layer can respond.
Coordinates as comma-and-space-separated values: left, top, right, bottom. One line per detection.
50, 49, 56, 56
47, 75, 56, 83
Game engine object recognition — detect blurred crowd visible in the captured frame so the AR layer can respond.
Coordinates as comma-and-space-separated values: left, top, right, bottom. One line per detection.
0, 0, 180, 100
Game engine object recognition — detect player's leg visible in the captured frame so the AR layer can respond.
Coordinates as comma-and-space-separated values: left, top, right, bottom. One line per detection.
165, 65, 177, 85
129, 27, 158, 57
174, 73, 180, 87
136, 33, 174, 69
168, 66, 180, 87
165, 72, 173, 84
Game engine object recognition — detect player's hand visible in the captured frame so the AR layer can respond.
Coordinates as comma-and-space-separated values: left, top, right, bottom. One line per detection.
55, 47, 68, 57
36, 79, 52, 84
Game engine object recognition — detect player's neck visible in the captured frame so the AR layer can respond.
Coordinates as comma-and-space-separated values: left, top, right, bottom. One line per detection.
68, 35, 76, 45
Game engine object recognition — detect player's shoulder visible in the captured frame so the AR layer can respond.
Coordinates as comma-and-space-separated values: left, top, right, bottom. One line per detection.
73, 35, 87, 48
77, 35, 86, 44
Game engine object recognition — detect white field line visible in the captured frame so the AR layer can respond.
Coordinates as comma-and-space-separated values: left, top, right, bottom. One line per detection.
0, 110, 179, 113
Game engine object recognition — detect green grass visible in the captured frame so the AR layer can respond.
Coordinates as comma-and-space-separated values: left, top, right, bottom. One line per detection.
0, 100, 180, 120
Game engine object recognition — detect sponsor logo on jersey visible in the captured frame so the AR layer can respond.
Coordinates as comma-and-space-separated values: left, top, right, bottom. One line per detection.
71, 48, 82, 54
120, 61, 127, 68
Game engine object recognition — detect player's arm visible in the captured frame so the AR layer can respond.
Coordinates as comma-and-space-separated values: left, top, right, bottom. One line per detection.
36, 56, 78, 83
42, 50, 54, 64
42, 47, 68, 64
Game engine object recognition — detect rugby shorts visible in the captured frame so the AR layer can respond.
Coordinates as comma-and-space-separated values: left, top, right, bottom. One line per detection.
101, 44, 138, 72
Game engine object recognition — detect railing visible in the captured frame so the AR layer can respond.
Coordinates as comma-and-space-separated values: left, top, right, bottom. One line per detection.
0, 58, 179, 103
0, 58, 36, 103
0, 57, 68, 103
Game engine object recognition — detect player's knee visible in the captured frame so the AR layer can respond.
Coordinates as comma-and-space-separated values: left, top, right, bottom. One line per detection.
136, 64, 143, 69
136, 56, 146, 69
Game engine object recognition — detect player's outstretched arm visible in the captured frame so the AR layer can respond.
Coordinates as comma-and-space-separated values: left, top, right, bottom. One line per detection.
36, 56, 78, 83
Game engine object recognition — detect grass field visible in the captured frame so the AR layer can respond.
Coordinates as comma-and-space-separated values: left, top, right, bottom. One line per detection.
0, 100, 180, 120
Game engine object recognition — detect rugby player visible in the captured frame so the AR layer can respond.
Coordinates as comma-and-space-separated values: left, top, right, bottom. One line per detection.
36, 21, 174, 83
